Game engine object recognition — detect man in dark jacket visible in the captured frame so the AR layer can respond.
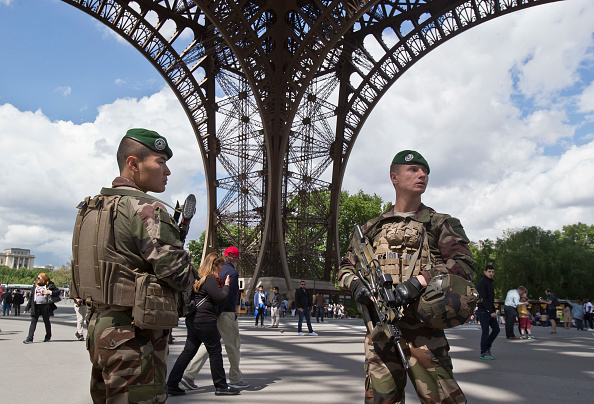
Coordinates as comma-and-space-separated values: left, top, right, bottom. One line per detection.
294, 281, 318, 336
476, 265, 499, 360
12, 290, 24, 316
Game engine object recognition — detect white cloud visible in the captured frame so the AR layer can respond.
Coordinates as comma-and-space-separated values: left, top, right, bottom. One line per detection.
0, 0, 12, 6
577, 80, 594, 113
115, 78, 126, 85
0, 87, 207, 266
343, 0, 594, 242
55, 86, 72, 96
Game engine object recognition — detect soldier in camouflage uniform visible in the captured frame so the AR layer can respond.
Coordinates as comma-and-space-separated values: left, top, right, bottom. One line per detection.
80, 129, 196, 403
339, 150, 475, 404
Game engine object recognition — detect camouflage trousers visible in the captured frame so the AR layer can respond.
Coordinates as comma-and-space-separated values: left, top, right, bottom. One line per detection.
363, 308, 466, 404
87, 309, 169, 404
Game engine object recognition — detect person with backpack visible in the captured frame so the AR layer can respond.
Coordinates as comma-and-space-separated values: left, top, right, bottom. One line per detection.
71, 129, 197, 403
540, 289, 558, 334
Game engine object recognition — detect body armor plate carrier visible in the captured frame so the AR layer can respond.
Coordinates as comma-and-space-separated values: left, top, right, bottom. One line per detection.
71, 189, 178, 329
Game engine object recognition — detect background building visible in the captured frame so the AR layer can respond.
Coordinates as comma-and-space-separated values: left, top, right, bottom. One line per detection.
0, 248, 35, 270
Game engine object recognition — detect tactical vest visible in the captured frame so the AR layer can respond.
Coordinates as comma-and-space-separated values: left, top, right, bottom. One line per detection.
71, 189, 179, 329
372, 217, 432, 284
71, 193, 136, 308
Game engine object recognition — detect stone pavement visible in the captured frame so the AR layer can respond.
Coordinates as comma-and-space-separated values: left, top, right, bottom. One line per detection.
1, 300, 593, 403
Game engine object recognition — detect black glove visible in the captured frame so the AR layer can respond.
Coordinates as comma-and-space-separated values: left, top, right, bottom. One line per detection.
350, 280, 372, 305
393, 277, 425, 307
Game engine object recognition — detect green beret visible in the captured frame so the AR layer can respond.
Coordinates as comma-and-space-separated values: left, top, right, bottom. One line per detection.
391, 150, 430, 174
124, 128, 173, 159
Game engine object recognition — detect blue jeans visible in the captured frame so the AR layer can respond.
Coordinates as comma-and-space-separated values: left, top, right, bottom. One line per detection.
479, 310, 500, 354
298, 308, 313, 333
315, 306, 324, 322
575, 318, 583, 330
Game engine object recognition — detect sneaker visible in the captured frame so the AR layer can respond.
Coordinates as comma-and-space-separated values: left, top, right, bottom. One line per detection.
521, 335, 527, 339
23, 339, 33, 344
480, 352, 495, 360
75, 332, 84, 341
297, 332, 304, 336
309, 332, 318, 336
43, 338, 51, 342
215, 386, 240, 396
180, 376, 198, 390
528, 335, 535, 339
167, 385, 186, 396
228, 380, 250, 389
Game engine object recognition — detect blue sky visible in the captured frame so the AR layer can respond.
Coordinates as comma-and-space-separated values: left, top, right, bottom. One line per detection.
0, 0, 164, 123
1, 0, 594, 268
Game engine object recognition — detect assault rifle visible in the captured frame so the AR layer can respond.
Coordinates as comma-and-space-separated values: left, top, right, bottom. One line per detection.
351, 224, 410, 370
173, 194, 196, 244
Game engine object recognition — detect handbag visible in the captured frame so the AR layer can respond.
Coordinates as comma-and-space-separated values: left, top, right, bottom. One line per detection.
48, 294, 61, 304
184, 300, 197, 317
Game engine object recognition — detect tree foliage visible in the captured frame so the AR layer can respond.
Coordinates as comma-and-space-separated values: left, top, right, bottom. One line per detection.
337, 190, 385, 257
186, 226, 238, 268
481, 225, 594, 300
0, 265, 70, 287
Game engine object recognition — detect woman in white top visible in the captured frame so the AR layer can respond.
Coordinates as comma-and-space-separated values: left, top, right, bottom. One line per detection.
23, 273, 61, 343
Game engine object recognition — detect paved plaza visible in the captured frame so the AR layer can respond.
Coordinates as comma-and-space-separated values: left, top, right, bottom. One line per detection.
1, 300, 593, 403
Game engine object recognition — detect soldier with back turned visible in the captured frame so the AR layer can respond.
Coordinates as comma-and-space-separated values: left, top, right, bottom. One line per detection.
71, 129, 196, 403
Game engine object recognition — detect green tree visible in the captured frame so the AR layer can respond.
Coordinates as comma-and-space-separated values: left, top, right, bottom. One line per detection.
187, 226, 240, 268
494, 226, 559, 299
556, 222, 594, 249
471, 239, 496, 285
493, 225, 594, 300
337, 190, 385, 257
555, 224, 594, 298
50, 266, 72, 288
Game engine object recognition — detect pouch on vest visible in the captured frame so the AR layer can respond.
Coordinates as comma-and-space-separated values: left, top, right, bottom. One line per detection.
132, 273, 179, 330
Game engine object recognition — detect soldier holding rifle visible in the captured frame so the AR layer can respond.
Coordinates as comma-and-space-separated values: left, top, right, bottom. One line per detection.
339, 150, 476, 404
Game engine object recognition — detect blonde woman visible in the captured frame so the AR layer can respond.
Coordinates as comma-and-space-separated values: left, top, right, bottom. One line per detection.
23, 273, 61, 343
166, 253, 240, 396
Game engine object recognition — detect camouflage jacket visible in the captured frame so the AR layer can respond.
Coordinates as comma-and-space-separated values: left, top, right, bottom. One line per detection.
338, 203, 475, 290
110, 177, 196, 293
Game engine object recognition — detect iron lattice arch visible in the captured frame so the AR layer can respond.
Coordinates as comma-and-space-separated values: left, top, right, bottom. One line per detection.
63, 0, 563, 296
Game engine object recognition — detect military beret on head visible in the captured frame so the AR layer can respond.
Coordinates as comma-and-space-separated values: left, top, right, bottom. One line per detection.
391, 150, 430, 174
124, 128, 173, 159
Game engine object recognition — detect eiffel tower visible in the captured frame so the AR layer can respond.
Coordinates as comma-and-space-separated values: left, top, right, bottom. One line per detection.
62, 0, 562, 297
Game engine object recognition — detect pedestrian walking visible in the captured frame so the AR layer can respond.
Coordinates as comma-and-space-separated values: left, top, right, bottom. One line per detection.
477, 265, 500, 359
269, 287, 281, 328
23, 273, 61, 343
